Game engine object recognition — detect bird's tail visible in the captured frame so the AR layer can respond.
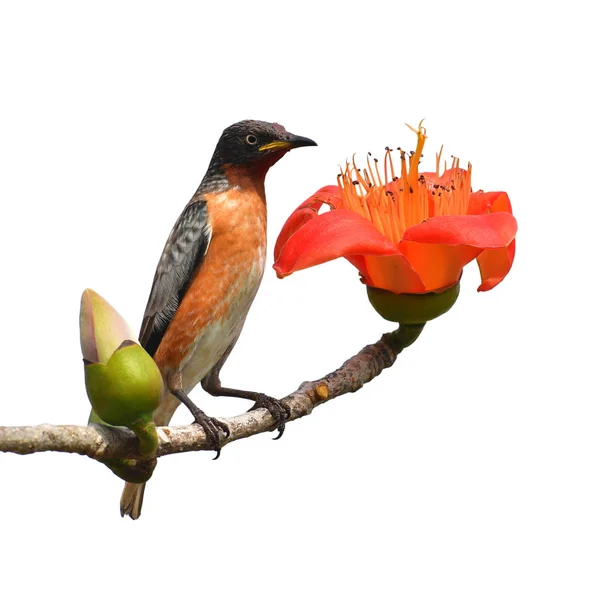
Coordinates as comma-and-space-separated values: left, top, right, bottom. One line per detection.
120, 482, 146, 520
119, 391, 179, 519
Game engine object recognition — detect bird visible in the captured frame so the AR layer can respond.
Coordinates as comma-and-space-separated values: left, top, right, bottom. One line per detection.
120, 120, 317, 519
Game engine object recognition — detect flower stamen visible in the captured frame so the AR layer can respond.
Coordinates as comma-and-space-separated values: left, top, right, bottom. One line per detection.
338, 123, 472, 245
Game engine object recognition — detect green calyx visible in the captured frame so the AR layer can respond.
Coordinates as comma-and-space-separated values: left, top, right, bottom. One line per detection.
84, 341, 163, 456
89, 411, 157, 481
384, 323, 426, 352
367, 282, 460, 325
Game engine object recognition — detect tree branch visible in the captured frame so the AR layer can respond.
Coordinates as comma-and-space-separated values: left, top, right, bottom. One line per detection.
0, 327, 419, 461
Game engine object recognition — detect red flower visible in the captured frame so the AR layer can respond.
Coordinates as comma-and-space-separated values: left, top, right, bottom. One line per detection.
274, 124, 517, 295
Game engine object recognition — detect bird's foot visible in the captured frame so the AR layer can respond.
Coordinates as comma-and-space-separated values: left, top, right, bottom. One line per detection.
189, 408, 230, 460
248, 394, 291, 440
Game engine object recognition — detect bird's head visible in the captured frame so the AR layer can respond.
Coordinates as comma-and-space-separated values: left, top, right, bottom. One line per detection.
208, 120, 317, 173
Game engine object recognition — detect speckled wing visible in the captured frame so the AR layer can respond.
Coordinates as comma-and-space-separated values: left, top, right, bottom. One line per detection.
139, 198, 212, 357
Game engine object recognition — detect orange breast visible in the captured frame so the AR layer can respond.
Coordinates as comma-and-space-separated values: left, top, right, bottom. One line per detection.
153, 181, 267, 375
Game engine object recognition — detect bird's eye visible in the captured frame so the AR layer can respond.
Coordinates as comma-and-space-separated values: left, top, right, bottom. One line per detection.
246, 134, 258, 145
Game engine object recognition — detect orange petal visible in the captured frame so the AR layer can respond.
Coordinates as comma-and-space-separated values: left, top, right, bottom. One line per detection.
403, 213, 517, 248
398, 242, 481, 292
273, 209, 399, 278
346, 255, 371, 282
362, 255, 426, 294
274, 186, 341, 260
468, 190, 513, 215
477, 238, 516, 291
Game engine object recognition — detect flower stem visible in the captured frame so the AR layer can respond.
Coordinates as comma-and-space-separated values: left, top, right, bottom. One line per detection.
383, 323, 426, 353
128, 416, 158, 457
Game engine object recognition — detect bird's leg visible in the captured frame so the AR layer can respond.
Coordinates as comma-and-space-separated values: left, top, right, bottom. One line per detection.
168, 373, 230, 459
201, 338, 291, 439
201, 372, 290, 440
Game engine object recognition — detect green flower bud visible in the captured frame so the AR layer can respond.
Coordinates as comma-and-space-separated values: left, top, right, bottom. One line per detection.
80, 289, 163, 457
80, 288, 137, 364
84, 341, 162, 456
367, 282, 460, 324
84, 341, 162, 425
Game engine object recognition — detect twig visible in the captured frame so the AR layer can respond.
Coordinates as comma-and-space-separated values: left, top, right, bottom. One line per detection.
0, 327, 420, 461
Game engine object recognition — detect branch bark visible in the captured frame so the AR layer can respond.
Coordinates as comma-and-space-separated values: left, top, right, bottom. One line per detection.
0, 327, 421, 461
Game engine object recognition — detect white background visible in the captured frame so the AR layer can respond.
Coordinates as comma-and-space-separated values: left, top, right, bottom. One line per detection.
0, 1, 598, 598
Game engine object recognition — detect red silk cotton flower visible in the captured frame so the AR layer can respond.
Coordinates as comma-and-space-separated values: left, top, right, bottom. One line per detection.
274, 123, 517, 295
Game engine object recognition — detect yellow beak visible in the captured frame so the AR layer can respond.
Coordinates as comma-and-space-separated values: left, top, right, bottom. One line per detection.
259, 133, 317, 152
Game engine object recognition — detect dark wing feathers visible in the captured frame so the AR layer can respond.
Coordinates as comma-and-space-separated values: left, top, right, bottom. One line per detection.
139, 199, 212, 357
